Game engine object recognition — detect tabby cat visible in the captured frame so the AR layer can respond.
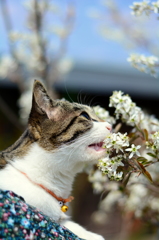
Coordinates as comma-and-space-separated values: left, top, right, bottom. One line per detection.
0, 80, 111, 240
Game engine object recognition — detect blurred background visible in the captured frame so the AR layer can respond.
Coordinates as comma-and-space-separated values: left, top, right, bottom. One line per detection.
0, 0, 159, 239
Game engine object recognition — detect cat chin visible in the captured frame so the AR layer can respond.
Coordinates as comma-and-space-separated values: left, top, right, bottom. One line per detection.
85, 147, 106, 163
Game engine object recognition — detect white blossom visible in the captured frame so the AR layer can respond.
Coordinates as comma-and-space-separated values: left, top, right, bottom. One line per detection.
100, 190, 123, 211
98, 131, 130, 181
18, 88, 32, 123
126, 144, 141, 158
127, 54, 159, 76
130, 0, 159, 15
0, 56, 17, 78
125, 184, 148, 217
149, 197, 159, 211
109, 91, 145, 127
140, 114, 159, 132
109, 91, 131, 107
98, 155, 125, 181
88, 170, 107, 193
108, 171, 123, 181
152, 1, 159, 13
104, 132, 129, 153
23, 0, 59, 13
151, 131, 159, 144
93, 105, 115, 124
57, 58, 73, 76
130, 1, 152, 16
146, 131, 159, 151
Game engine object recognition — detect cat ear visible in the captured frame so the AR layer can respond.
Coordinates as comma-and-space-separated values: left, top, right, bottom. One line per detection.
32, 80, 59, 120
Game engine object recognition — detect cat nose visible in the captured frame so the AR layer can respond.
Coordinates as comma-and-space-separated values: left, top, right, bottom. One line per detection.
106, 124, 111, 131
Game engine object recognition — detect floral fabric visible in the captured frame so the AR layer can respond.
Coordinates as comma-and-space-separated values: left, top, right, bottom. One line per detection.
0, 190, 84, 240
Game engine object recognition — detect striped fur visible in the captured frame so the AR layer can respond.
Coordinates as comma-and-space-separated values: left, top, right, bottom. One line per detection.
0, 80, 104, 166
0, 80, 111, 240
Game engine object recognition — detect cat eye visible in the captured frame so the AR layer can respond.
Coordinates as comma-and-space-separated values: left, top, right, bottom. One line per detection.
80, 112, 91, 120
92, 119, 98, 122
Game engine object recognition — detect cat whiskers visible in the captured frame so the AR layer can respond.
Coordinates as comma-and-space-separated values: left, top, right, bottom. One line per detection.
58, 137, 90, 168
77, 90, 83, 105
59, 133, 105, 168
64, 80, 74, 103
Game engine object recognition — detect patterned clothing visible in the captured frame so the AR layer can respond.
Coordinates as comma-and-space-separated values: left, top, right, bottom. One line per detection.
0, 190, 84, 240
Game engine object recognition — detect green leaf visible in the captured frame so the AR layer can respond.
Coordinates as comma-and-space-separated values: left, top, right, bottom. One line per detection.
147, 152, 157, 158
137, 157, 149, 164
142, 169, 153, 183
135, 160, 153, 183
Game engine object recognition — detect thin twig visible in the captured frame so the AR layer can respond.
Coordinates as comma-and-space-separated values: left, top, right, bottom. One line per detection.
33, 0, 48, 82
48, 1, 75, 97
0, 0, 25, 93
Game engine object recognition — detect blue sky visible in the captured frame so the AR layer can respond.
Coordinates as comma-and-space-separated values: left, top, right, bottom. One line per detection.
68, 0, 133, 64
0, 0, 155, 67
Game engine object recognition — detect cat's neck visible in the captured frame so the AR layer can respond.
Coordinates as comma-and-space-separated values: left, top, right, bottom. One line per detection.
10, 142, 84, 198
0, 129, 35, 164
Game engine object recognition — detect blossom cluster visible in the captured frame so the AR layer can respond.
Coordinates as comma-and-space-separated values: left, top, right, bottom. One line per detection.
109, 90, 144, 126
91, 91, 159, 184
93, 106, 115, 125
88, 170, 107, 194
127, 54, 159, 76
146, 131, 159, 154
98, 155, 124, 181
130, 1, 159, 16
128, 1, 159, 77
88, 91, 159, 225
0, 56, 17, 79
98, 132, 141, 181
104, 132, 129, 153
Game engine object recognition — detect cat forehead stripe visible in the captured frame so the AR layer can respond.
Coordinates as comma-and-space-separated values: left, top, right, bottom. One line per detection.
51, 116, 79, 138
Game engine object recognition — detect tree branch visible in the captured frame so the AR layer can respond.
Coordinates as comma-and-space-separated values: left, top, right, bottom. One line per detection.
0, 0, 25, 93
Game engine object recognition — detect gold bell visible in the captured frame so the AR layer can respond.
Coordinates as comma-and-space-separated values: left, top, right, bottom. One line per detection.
61, 205, 68, 212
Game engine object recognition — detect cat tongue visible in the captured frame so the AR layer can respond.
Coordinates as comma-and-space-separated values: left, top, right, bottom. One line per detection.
88, 142, 104, 151
94, 145, 101, 151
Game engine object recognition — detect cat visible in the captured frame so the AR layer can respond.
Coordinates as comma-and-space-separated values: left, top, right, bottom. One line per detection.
0, 80, 111, 240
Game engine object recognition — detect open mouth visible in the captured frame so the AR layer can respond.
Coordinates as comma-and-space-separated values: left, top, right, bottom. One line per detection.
88, 142, 105, 152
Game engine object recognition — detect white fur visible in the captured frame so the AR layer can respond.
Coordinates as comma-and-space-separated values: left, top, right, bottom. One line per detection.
0, 121, 111, 239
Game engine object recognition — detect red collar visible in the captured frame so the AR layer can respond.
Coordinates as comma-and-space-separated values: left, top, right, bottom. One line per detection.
20, 171, 74, 204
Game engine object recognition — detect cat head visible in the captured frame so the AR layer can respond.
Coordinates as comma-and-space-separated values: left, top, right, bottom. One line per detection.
28, 80, 111, 165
